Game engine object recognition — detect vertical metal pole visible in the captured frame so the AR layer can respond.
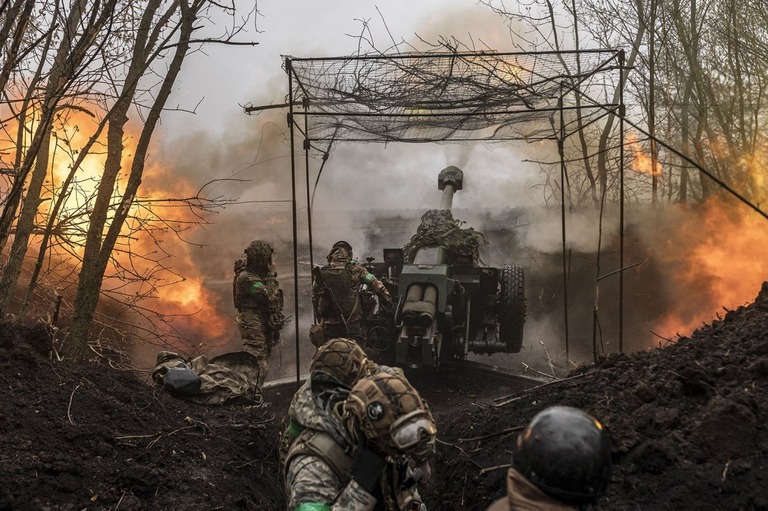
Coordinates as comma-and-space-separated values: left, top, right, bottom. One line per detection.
304, 111, 314, 272
558, 94, 570, 362
287, 58, 301, 384
619, 50, 626, 353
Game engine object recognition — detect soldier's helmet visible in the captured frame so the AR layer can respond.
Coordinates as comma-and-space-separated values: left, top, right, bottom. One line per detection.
310, 338, 369, 388
344, 370, 437, 463
512, 405, 612, 504
327, 240, 353, 263
245, 240, 273, 269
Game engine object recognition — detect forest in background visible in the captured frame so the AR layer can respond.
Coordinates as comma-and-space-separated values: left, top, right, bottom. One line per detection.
1, 0, 767, 364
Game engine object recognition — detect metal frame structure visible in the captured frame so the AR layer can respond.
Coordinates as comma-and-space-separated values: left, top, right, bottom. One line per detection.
277, 49, 627, 381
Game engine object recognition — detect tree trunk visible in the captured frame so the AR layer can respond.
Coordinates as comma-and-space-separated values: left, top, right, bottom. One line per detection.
69, 0, 195, 358
596, 0, 646, 198
0, 0, 112, 314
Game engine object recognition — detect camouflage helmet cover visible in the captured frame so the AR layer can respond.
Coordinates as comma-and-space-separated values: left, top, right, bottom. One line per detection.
327, 240, 352, 263
310, 337, 369, 387
245, 240, 273, 268
344, 371, 437, 461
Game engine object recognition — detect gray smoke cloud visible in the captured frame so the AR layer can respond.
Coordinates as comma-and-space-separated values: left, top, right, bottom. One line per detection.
132, 3, 768, 379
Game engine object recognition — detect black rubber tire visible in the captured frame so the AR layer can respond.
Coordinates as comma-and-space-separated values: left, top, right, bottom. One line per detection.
499, 264, 526, 353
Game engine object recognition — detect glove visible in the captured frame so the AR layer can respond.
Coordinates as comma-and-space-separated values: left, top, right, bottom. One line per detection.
351, 435, 386, 494
268, 311, 286, 331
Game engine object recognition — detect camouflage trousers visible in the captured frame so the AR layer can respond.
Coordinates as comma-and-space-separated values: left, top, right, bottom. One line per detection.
235, 310, 274, 386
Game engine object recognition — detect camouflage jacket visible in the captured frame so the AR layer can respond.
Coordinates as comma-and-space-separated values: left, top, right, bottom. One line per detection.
280, 373, 351, 466
233, 269, 280, 315
284, 391, 426, 511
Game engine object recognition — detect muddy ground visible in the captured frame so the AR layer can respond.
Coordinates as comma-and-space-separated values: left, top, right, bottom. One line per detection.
3, 282, 768, 510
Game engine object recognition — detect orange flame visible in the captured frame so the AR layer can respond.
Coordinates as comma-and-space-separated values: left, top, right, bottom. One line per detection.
627, 131, 661, 176
110, 158, 235, 346
649, 196, 768, 339
2, 107, 235, 350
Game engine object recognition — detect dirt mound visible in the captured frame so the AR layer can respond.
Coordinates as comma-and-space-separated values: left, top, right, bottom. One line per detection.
428, 283, 768, 510
0, 321, 284, 511
3, 284, 768, 510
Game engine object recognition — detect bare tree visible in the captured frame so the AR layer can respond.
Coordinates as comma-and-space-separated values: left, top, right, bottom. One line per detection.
68, 0, 258, 358
0, 0, 57, 255
0, 0, 118, 313
481, 0, 768, 207
0, 0, 258, 359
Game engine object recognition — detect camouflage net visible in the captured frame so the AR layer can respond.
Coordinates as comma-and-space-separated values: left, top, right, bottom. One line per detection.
284, 49, 623, 144
402, 209, 485, 265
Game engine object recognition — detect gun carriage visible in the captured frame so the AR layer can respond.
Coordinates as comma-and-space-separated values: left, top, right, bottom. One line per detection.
360, 166, 526, 369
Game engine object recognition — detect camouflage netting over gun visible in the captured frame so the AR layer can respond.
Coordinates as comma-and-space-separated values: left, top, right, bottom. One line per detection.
402, 209, 486, 264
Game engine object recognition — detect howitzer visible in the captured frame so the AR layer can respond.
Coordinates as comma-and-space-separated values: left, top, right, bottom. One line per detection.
360, 166, 526, 369
311, 264, 348, 335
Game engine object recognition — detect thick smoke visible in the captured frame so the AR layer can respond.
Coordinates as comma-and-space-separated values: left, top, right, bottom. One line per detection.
148, 95, 768, 379
133, 5, 768, 379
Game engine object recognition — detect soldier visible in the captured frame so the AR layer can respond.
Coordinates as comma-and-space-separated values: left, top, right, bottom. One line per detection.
486, 406, 612, 511
284, 369, 436, 511
233, 240, 285, 386
279, 337, 408, 467
311, 240, 393, 347
279, 337, 371, 468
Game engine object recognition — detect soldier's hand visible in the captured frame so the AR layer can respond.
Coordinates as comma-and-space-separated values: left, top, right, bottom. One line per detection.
351, 435, 386, 494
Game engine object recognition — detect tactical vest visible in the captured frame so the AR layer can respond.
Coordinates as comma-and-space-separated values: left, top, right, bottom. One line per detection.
284, 429, 420, 511
284, 429, 354, 484
319, 266, 358, 320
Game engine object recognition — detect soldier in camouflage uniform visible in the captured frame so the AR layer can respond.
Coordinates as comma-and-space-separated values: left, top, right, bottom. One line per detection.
233, 240, 285, 386
278, 338, 406, 468
284, 370, 436, 511
278, 338, 369, 469
312, 241, 392, 346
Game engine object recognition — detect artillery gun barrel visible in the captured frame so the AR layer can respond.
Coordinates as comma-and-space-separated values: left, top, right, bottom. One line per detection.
437, 166, 463, 212
412, 167, 465, 266
435, 166, 464, 264
439, 182, 456, 210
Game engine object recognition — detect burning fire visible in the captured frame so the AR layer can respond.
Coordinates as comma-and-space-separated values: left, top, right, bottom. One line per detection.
3, 108, 236, 352
110, 158, 237, 348
648, 196, 768, 340
627, 131, 661, 176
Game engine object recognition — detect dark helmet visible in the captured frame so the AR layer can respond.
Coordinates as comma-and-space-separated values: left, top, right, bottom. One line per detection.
513, 406, 611, 503
310, 338, 369, 387
328, 240, 353, 262
245, 240, 273, 269
344, 371, 436, 462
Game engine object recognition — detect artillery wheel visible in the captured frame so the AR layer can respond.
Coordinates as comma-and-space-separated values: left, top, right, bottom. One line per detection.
499, 264, 526, 352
